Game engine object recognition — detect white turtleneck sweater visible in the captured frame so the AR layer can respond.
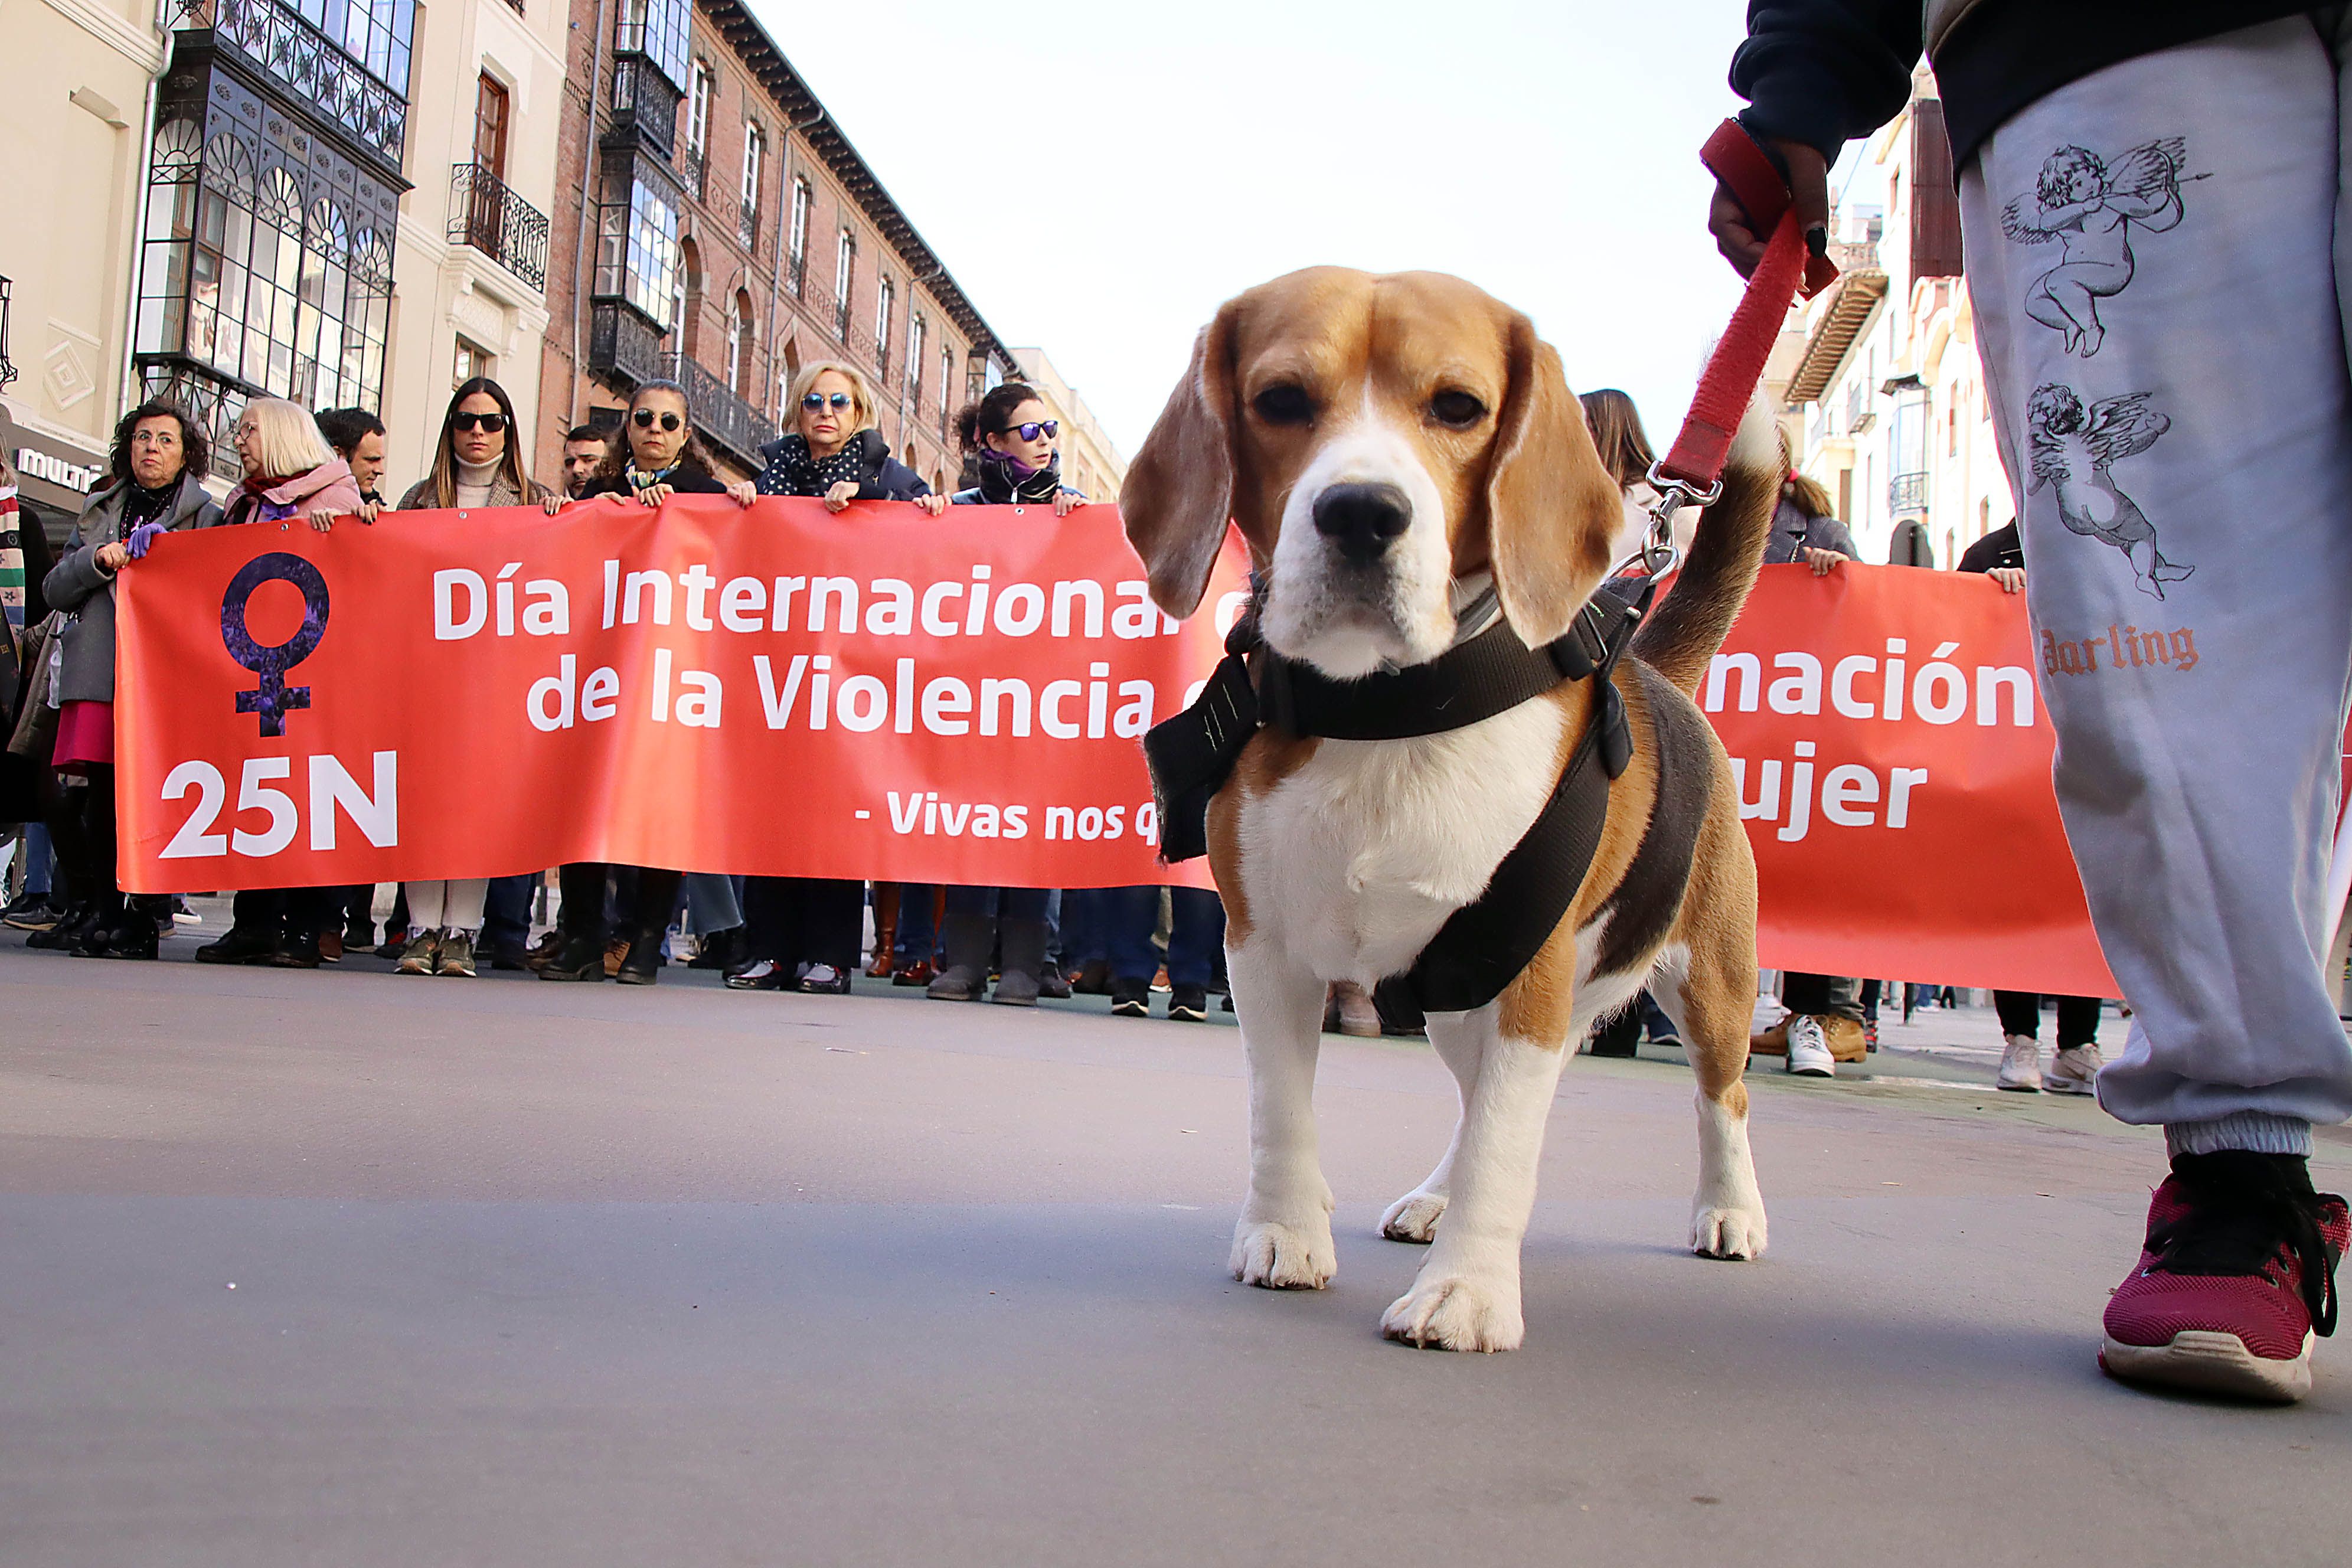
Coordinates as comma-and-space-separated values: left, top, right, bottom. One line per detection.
454, 456, 501, 508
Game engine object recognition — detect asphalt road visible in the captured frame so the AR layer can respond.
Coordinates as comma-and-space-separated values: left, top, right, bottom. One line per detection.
3, 932, 2347, 1566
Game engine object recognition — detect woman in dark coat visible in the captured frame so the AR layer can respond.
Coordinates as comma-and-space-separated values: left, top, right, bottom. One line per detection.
36, 400, 223, 958
728, 361, 938, 995
539, 378, 749, 985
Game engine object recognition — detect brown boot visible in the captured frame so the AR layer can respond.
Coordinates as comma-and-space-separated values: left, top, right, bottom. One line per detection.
1325, 981, 1383, 1038
1749, 1015, 1792, 1056
1819, 1015, 1869, 1062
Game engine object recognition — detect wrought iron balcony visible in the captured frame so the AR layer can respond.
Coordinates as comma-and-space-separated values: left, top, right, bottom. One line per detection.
448, 164, 549, 292
172, 0, 408, 172
607, 55, 680, 159
587, 298, 672, 391
737, 204, 760, 255
787, 251, 806, 297
672, 354, 775, 470
1888, 469, 1929, 514
681, 142, 708, 202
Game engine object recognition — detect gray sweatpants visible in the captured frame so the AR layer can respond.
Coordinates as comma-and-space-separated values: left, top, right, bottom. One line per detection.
1961, 14, 2352, 1154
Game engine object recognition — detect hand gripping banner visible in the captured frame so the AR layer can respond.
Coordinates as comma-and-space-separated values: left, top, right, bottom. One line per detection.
115, 501, 2116, 997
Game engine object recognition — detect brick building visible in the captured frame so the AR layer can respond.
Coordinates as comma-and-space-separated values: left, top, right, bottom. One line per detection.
537, 0, 1017, 489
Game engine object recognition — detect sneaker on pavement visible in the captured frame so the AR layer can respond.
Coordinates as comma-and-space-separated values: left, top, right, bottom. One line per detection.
396, 931, 439, 976
435, 929, 478, 978
1785, 1014, 1835, 1077
1169, 984, 1208, 1022
2101, 1151, 2347, 1403
2046, 1044, 2103, 1095
2, 893, 58, 930
1997, 1033, 2044, 1092
1110, 976, 1151, 1017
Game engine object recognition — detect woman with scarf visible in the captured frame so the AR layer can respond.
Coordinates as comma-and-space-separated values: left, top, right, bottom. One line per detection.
38, 400, 223, 959
727, 361, 939, 995
188, 399, 367, 966
539, 378, 749, 984
921, 382, 1083, 1005
373, 379, 551, 977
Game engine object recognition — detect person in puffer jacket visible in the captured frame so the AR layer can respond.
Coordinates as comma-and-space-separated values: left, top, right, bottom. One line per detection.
38, 399, 223, 959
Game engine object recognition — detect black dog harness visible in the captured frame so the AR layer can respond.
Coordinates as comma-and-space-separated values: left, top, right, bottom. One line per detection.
1144, 578, 1652, 1015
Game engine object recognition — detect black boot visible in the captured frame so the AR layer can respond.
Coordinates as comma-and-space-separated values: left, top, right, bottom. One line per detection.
537, 932, 610, 982
25, 903, 92, 950
992, 917, 1050, 1006
197, 925, 284, 965
926, 914, 992, 1001
615, 927, 664, 985
687, 925, 747, 971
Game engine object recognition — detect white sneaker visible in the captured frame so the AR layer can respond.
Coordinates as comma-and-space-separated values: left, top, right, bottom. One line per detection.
1996, 1033, 2043, 1092
2045, 1044, 2102, 1095
1785, 1015, 1835, 1077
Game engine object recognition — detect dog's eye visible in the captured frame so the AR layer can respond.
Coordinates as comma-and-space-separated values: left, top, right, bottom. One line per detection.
1252, 385, 1314, 426
1429, 390, 1487, 428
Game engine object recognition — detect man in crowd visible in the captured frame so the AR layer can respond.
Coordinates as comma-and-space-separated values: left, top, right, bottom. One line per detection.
561, 426, 609, 499
1711, 3, 2348, 1402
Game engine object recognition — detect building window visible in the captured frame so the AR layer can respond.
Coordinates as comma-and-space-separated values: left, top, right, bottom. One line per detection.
725, 289, 755, 397
613, 0, 690, 90
740, 125, 765, 250
939, 344, 953, 436
455, 337, 493, 386
873, 277, 893, 373
907, 312, 926, 406
833, 228, 854, 341
787, 177, 810, 294
594, 165, 680, 328
133, 110, 394, 443
683, 59, 712, 195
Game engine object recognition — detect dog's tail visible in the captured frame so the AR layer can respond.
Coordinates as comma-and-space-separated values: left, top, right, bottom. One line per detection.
1628, 394, 1782, 695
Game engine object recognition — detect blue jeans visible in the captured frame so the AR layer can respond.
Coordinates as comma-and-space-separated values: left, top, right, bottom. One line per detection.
482, 873, 538, 953
1060, 887, 1109, 966
22, 822, 52, 896
893, 883, 937, 965
1106, 885, 1225, 989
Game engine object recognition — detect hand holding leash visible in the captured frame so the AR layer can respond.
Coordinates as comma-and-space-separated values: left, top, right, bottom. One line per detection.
1709, 136, 1830, 279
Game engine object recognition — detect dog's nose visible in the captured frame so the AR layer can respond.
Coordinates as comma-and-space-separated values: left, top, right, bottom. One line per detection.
1311, 482, 1412, 563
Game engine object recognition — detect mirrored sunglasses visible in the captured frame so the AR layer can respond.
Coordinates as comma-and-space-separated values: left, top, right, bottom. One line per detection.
801, 392, 854, 411
994, 420, 1059, 443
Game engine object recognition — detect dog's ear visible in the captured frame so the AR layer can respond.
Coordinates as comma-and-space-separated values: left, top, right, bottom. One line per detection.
1485, 313, 1621, 648
1122, 302, 1239, 619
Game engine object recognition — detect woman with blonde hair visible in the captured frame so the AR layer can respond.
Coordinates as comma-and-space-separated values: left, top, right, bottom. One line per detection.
727, 360, 941, 995
218, 397, 364, 531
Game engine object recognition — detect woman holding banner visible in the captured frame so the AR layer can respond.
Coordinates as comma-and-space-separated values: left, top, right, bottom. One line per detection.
730, 362, 939, 994
382, 380, 552, 978
923, 382, 1084, 1006
40, 400, 223, 960
540, 378, 741, 985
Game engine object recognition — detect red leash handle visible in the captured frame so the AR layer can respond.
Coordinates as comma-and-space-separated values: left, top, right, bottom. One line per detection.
1651, 121, 1840, 497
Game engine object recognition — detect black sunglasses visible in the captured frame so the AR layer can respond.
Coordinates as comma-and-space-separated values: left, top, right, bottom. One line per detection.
802, 392, 853, 411
452, 411, 507, 433
992, 420, 1059, 443
632, 408, 685, 432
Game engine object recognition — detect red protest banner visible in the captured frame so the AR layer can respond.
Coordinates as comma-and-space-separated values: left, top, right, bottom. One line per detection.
114, 497, 1246, 893
114, 502, 2115, 995
1701, 563, 2115, 998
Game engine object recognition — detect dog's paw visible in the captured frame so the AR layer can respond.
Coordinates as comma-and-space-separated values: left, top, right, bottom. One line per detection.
1691, 1201, 1768, 1260
1230, 1218, 1337, 1290
1379, 1191, 1446, 1244
1380, 1273, 1523, 1352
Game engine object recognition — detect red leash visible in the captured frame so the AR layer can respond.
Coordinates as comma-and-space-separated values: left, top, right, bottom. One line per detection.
1642, 121, 1840, 523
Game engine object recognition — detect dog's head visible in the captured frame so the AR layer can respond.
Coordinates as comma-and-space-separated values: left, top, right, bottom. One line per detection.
1121, 267, 1623, 677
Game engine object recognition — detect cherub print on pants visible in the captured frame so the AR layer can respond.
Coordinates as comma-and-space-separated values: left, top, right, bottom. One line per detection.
2027, 384, 2191, 600
2001, 139, 2193, 357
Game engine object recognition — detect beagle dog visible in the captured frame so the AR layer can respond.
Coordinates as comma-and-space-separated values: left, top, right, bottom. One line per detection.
1120, 267, 1781, 1353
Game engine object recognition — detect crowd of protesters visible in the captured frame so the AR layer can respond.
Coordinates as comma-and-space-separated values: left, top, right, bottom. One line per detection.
0, 362, 1253, 1023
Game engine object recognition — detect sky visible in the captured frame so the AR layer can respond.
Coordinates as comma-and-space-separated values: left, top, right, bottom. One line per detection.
753, 0, 1759, 464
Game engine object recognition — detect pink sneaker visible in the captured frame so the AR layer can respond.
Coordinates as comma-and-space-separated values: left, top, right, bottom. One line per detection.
2101, 1153, 2347, 1403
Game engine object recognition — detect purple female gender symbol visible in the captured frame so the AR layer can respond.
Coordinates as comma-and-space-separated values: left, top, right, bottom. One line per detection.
220, 552, 331, 737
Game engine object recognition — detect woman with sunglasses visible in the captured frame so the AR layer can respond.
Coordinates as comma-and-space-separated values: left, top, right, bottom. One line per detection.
384, 378, 553, 977
917, 381, 1085, 1004
540, 378, 749, 984
725, 361, 938, 996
